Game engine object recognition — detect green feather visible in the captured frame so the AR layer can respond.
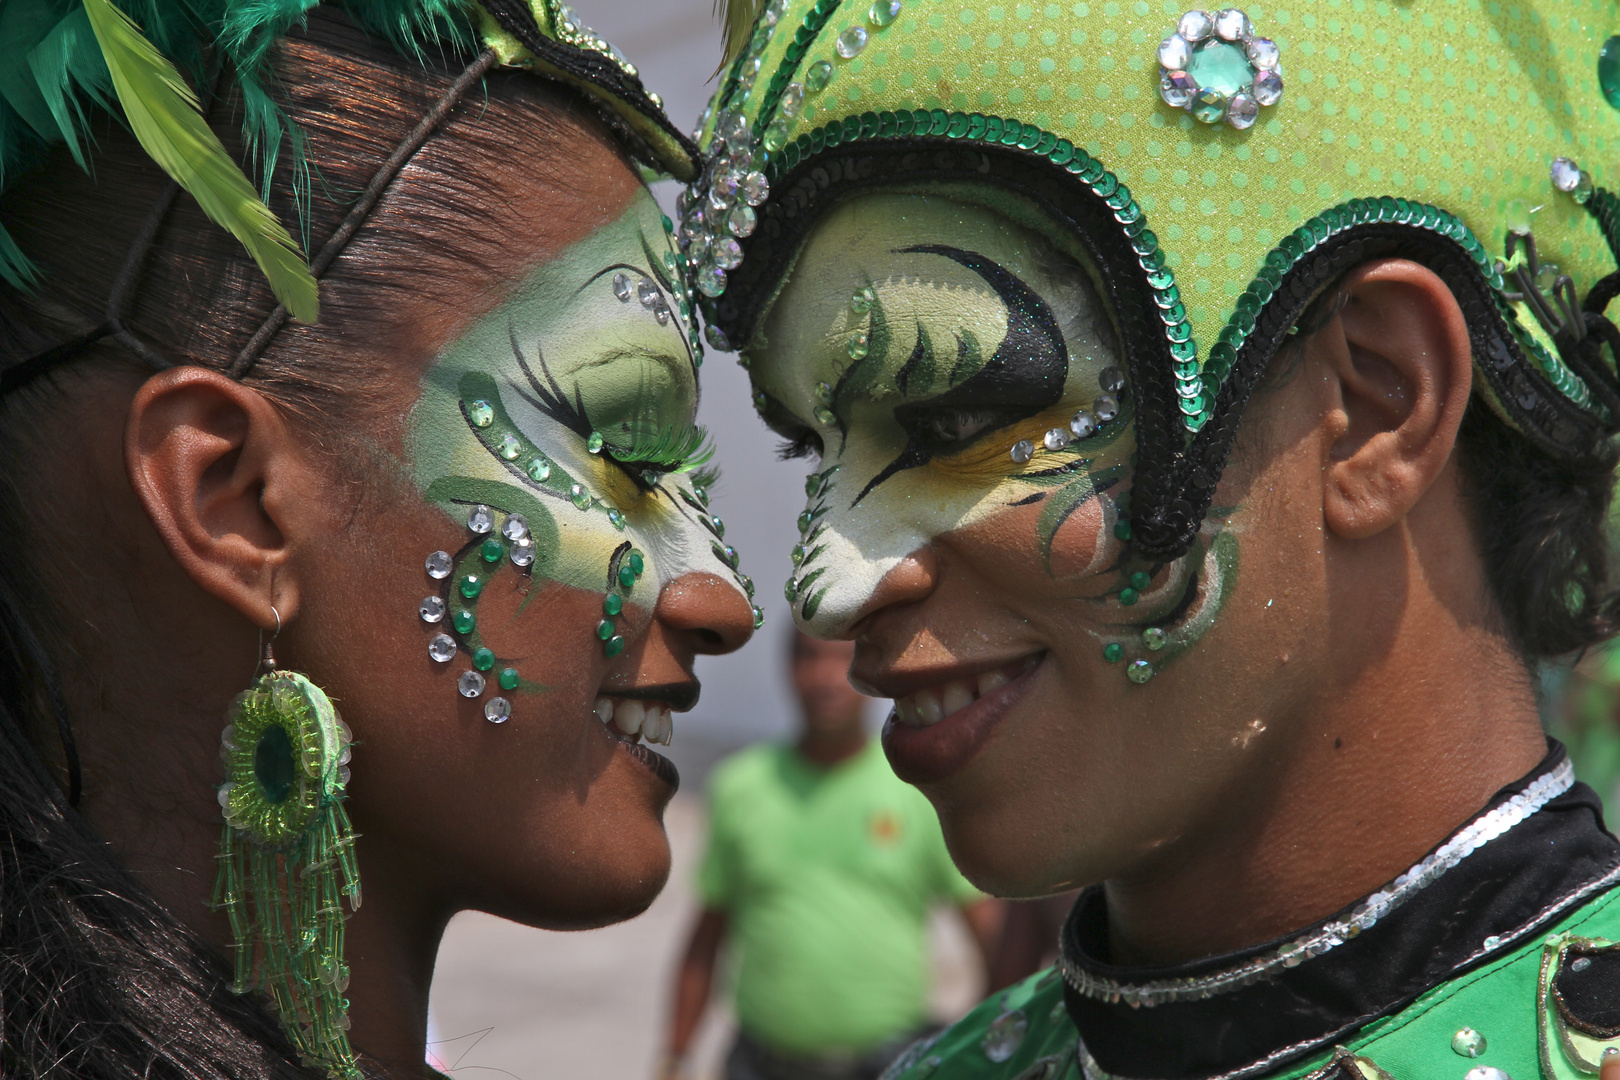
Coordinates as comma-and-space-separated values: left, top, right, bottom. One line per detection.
717, 0, 762, 70
0, 0, 67, 141
27, 7, 114, 169
81, 0, 317, 321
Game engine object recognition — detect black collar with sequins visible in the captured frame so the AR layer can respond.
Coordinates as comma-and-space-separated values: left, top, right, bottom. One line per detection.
1058, 743, 1620, 1080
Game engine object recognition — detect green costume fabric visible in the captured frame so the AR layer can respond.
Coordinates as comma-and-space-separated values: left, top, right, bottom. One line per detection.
878, 883, 1620, 1080
699, 738, 982, 1056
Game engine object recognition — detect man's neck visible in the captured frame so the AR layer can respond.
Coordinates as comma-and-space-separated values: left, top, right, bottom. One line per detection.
797, 723, 868, 766
1103, 529, 1549, 966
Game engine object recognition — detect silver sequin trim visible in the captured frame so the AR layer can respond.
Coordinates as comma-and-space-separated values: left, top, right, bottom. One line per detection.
1062, 758, 1575, 1009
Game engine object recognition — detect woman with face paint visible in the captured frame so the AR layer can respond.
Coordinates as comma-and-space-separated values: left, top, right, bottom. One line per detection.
0, 3, 757, 1077
682, 2, 1620, 1079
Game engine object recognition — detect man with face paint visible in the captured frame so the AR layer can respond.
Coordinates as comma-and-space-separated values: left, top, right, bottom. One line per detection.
678, 1, 1620, 1079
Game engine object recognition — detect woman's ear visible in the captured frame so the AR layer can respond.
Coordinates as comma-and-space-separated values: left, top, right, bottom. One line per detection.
124, 367, 312, 627
1308, 258, 1474, 540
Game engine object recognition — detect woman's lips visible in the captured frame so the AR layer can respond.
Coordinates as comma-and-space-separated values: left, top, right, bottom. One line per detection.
880, 654, 1042, 785
594, 695, 680, 790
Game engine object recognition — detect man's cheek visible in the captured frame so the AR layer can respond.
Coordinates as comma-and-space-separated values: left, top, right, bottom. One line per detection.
1046, 495, 1113, 580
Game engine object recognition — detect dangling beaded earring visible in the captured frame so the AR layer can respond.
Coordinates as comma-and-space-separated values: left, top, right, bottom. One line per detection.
212, 606, 362, 1079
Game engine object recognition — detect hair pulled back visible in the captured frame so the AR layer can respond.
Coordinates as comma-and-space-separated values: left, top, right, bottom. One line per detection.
0, 12, 606, 1076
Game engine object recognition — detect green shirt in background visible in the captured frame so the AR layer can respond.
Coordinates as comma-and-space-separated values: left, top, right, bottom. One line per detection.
698, 738, 982, 1057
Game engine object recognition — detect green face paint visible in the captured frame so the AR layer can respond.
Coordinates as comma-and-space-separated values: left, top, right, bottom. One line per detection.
408, 190, 754, 711
751, 187, 1236, 680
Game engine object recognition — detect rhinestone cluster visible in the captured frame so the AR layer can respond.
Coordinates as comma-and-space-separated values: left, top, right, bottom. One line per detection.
1009, 367, 1126, 464
1552, 155, 1597, 205
684, 0, 906, 318
545, 1, 648, 92
422, 504, 536, 723
598, 547, 645, 657
1157, 9, 1283, 129
1061, 758, 1574, 1007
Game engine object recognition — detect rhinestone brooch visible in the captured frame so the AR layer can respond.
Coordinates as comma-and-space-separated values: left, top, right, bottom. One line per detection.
1157, 8, 1283, 130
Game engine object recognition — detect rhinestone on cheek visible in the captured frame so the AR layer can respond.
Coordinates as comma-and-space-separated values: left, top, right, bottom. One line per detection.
428, 633, 456, 663
484, 697, 512, 723
1044, 428, 1070, 451
502, 514, 529, 541
612, 272, 632, 301
467, 504, 494, 533
466, 399, 494, 427
1010, 440, 1035, 464
458, 670, 486, 698
425, 550, 453, 579
419, 596, 446, 623
1070, 410, 1098, 439
510, 539, 535, 567
1127, 659, 1156, 684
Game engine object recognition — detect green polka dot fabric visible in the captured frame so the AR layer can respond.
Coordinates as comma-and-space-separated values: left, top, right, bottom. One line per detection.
686, 0, 1620, 432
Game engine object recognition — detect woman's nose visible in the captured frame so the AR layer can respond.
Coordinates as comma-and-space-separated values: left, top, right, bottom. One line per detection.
654, 571, 757, 656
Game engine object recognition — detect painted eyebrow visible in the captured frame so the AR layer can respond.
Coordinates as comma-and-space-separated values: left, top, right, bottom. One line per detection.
575, 262, 653, 296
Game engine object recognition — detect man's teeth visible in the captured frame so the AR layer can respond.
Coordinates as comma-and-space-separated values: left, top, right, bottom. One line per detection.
890, 658, 1036, 728
593, 696, 674, 746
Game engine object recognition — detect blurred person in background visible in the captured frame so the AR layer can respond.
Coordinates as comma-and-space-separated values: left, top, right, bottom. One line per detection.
662, 630, 1000, 1080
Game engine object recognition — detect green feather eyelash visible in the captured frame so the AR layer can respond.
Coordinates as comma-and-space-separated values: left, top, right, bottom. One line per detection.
601, 419, 716, 474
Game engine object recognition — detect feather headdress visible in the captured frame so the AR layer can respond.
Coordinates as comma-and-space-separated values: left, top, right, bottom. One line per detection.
0, 0, 698, 323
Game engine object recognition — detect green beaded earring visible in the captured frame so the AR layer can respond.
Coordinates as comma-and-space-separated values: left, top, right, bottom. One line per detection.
212, 607, 361, 1079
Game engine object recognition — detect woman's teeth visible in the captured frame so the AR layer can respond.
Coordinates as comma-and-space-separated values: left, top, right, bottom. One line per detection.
890, 658, 1036, 728
593, 696, 674, 745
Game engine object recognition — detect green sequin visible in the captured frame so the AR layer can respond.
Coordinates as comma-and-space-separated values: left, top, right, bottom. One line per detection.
1602, 37, 1620, 109
499, 667, 520, 691
605, 635, 626, 658
460, 575, 483, 599
628, 552, 645, 575
481, 539, 503, 564
596, 619, 615, 641
473, 648, 495, 672
453, 610, 476, 634
1103, 642, 1123, 663
603, 593, 624, 616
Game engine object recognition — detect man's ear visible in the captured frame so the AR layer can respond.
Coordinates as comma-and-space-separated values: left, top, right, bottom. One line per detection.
1310, 258, 1474, 540
124, 367, 308, 628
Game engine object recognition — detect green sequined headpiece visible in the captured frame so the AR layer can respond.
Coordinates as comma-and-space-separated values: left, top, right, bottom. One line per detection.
0, 0, 698, 324
684, 0, 1620, 560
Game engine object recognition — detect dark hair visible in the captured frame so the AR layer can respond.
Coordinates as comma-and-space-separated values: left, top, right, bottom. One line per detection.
1266, 286, 1620, 662
0, 13, 611, 1077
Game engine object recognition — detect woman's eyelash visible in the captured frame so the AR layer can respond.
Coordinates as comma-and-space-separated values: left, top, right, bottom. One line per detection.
777, 431, 821, 460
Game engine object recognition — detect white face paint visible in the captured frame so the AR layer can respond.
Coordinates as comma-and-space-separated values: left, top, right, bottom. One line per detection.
750, 190, 1133, 637
409, 190, 752, 652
